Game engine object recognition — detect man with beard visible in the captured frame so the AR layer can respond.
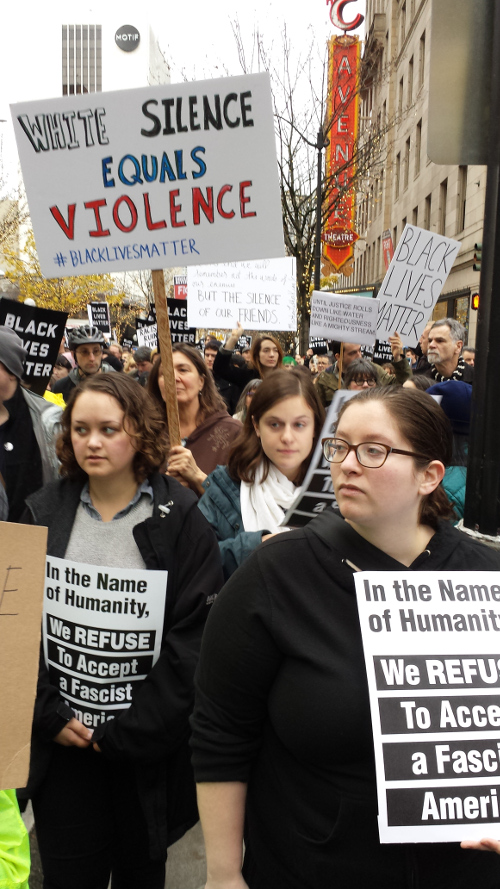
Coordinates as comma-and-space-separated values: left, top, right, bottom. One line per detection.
427, 319, 473, 383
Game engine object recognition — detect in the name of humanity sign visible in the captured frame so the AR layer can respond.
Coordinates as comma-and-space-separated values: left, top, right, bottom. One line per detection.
309, 291, 379, 346
354, 571, 500, 842
187, 257, 297, 331
11, 73, 284, 278
43, 557, 167, 729
376, 225, 461, 347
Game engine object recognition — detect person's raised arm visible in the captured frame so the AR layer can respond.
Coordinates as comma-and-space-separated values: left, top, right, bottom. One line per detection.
197, 781, 249, 889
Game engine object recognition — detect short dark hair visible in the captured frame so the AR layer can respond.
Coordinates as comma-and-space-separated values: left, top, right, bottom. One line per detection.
336, 387, 454, 528
344, 359, 378, 389
57, 373, 169, 482
204, 339, 220, 353
228, 369, 325, 484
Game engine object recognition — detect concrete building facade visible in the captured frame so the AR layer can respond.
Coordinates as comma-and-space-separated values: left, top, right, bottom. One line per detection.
337, 0, 485, 345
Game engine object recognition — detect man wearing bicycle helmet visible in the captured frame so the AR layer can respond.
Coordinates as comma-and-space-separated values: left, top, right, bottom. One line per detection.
51, 325, 115, 402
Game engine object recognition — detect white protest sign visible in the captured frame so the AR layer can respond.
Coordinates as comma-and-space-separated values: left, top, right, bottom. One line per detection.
354, 571, 500, 843
309, 291, 380, 346
11, 73, 284, 277
136, 323, 158, 349
376, 225, 461, 346
187, 257, 296, 331
43, 557, 167, 729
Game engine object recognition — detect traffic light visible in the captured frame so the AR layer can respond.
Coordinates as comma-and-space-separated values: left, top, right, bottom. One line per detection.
471, 292, 480, 310
473, 243, 482, 272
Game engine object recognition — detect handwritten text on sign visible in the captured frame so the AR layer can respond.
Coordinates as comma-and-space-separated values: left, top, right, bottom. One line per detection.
376, 225, 461, 346
11, 73, 284, 277
309, 291, 380, 346
354, 571, 500, 843
43, 557, 167, 729
187, 257, 296, 331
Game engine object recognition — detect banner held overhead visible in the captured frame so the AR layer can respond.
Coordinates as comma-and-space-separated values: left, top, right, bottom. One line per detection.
11, 73, 285, 277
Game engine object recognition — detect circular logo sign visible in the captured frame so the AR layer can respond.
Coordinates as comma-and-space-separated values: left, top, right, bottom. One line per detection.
115, 25, 140, 52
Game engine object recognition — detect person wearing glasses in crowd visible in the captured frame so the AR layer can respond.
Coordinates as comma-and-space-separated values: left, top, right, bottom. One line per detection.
51, 326, 115, 403
343, 359, 379, 390
191, 386, 500, 889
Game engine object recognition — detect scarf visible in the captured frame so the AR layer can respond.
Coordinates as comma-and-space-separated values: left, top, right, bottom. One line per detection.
240, 461, 298, 533
430, 356, 467, 382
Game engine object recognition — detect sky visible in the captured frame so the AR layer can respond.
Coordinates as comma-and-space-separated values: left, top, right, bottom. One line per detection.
0, 0, 365, 190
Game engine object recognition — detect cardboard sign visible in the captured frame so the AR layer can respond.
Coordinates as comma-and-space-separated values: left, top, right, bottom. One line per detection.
11, 73, 284, 277
309, 292, 380, 346
187, 257, 296, 331
354, 570, 500, 843
43, 557, 167, 728
0, 522, 47, 789
282, 390, 357, 527
376, 225, 461, 346
135, 323, 158, 350
0, 299, 68, 396
87, 301, 111, 336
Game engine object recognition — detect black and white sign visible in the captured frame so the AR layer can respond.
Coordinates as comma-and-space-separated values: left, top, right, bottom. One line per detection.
376, 225, 461, 347
0, 300, 68, 396
354, 570, 500, 842
115, 25, 140, 52
43, 557, 167, 729
136, 298, 196, 348
87, 301, 111, 337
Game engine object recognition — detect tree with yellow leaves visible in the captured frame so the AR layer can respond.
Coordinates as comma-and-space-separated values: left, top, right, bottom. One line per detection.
3, 228, 126, 315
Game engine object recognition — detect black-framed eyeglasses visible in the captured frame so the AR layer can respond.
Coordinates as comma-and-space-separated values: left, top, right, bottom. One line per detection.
321, 437, 428, 469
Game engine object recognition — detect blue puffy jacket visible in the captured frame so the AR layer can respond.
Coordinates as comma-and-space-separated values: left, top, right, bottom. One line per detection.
442, 465, 467, 524
198, 466, 265, 579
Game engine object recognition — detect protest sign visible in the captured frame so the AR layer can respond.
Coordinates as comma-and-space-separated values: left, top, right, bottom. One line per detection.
309, 291, 380, 346
87, 300, 111, 336
354, 570, 500, 843
376, 225, 461, 346
187, 257, 296, 331
0, 299, 68, 396
0, 522, 47, 789
11, 73, 284, 278
309, 337, 328, 353
371, 340, 394, 364
282, 390, 357, 527
174, 275, 187, 300
136, 322, 158, 350
43, 556, 167, 729
237, 334, 252, 350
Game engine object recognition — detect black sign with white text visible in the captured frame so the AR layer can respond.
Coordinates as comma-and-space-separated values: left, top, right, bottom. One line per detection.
0, 299, 68, 396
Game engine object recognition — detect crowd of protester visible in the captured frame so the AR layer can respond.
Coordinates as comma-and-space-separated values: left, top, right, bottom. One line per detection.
1, 315, 500, 888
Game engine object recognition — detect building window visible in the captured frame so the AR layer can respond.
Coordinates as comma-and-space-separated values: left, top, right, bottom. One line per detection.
404, 138, 410, 190
414, 119, 422, 178
412, 206, 418, 226
398, 78, 404, 117
62, 24, 102, 96
424, 193, 432, 230
457, 165, 468, 233
419, 32, 426, 89
393, 225, 398, 250
402, 216, 407, 230
395, 152, 401, 200
408, 56, 414, 106
439, 179, 448, 235
400, 2, 407, 48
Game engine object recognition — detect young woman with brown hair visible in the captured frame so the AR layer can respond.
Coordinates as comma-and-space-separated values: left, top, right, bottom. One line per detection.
148, 343, 241, 496
22, 373, 223, 889
191, 386, 500, 889
212, 322, 284, 388
198, 369, 324, 578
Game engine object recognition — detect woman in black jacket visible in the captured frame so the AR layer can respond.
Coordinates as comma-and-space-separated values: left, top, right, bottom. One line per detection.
23, 373, 223, 889
191, 386, 500, 889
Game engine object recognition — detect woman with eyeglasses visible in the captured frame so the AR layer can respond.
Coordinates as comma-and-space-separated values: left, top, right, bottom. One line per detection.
191, 386, 500, 889
343, 357, 379, 390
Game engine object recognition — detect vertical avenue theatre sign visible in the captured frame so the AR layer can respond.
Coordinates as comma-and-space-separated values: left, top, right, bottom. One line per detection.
323, 0, 363, 274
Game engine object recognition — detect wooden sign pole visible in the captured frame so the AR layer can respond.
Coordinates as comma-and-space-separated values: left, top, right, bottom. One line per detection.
151, 269, 181, 447
337, 342, 344, 383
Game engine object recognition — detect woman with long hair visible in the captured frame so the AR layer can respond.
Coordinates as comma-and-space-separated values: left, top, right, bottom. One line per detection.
212, 322, 283, 388
198, 369, 324, 578
148, 343, 241, 496
191, 386, 500, 889
22, 373, 223, 889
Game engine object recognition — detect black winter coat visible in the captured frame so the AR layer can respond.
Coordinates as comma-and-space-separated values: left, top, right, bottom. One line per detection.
23, 472, 223, 858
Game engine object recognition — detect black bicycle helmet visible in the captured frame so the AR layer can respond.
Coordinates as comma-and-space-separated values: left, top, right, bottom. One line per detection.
68, 325, 105, 350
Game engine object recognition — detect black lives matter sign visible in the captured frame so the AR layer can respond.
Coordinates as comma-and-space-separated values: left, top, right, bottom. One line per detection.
355, 571, 500, 843
0, 299, 68, 396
